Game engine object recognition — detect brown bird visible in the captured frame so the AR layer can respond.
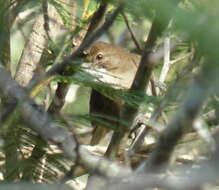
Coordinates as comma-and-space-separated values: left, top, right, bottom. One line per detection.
87, 42, 141, 145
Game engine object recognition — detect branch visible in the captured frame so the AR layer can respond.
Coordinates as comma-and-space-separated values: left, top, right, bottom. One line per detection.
159, 36, 171, 83
170, 52, 192, 65
121, 11, 142, 52
0, 0, 10, 70
105, 1, 177, 158
0, 183, 74, 190
107, 142, 219, 190
83, 0, 108, 40
128, 51, 197, 156
28, 2, 124, 90
0, 65, 132, 178
137, 58, 219, 173
0, 65, 77, 159
48, 0, 109, 114
14, 13, 46, 86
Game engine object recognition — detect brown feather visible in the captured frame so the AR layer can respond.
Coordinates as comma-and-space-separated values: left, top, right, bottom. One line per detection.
88, 42, 140, 145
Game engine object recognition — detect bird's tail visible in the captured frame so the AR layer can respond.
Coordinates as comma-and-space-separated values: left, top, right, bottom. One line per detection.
90, 126, 109, 145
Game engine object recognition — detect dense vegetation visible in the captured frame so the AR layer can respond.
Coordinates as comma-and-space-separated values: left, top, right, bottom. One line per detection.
0, 0, 219, 189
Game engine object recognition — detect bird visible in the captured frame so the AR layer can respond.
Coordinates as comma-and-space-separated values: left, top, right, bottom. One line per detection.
87, 41, 141, 145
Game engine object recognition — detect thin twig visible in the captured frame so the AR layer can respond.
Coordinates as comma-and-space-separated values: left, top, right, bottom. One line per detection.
170, 52, 192, 65
121, 11, 142, 52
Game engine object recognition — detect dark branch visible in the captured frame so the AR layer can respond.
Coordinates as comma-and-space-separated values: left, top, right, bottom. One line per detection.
121, 11, 142, 52
48, 0, 109, 114
105, 2, 176, 158
83, 0, 108, 41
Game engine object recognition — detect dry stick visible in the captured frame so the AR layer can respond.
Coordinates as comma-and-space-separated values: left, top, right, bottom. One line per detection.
47, 0, 78, 113
170, 52, 192, 64
27, 3, 124, 90
159, 36, 171, 83
14, 12, 48, 87
16, 16, 28, 40
149, 73, 158, 96
105, 11, 173, 159
121, 11, 142, 52
152, 36, 171, 96
128, 124, 152, 157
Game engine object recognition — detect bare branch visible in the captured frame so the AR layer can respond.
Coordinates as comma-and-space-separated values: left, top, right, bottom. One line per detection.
121, 11, 142, 52
170, 52, 192, 65
159, 36, 171, 83
15, 4, 63, 87
14, 13, 46, 86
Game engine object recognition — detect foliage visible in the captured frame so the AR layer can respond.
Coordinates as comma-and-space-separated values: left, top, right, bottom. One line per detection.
0, 0, 219, 189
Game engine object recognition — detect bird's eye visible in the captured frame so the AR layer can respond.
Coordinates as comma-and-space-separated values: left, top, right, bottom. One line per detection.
96, 53, 103, 60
